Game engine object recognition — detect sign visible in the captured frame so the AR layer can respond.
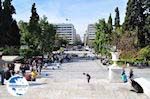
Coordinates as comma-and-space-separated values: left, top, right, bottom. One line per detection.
7, 75, 29, 96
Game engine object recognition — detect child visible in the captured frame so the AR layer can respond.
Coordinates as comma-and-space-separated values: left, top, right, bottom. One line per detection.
121, 71, 128, 83
31, 69, 38, 81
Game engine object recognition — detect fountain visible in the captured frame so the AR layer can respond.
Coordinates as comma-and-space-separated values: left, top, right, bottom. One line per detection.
108, 47, 122, 82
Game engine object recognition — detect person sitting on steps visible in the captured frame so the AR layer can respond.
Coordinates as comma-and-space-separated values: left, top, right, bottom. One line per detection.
31, 69, 38, 81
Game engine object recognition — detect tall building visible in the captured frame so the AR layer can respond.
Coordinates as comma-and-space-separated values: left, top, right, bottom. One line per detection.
85, 24, 96, 46
55, 24, 76, 44
87, 24, 96, 41
75, 34, 82, 43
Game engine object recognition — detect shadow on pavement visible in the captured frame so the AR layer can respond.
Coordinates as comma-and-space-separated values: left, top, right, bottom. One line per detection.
29, 82, 47, 86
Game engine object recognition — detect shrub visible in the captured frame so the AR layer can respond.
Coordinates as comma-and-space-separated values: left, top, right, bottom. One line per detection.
2, 46, 20, 55
20, 49, 41, 58
138, 45, 150, 60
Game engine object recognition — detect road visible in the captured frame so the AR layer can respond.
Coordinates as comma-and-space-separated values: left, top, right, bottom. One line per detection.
0, 58, 149, 99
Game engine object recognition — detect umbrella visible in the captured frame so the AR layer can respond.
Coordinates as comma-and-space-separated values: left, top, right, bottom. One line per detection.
2, 56, 23, 63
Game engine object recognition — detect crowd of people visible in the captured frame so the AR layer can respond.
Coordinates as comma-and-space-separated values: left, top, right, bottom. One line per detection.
0, 52, 74, 85
0, 55, 17, 85
49, 53, 72, 63
0, 55, 43, 84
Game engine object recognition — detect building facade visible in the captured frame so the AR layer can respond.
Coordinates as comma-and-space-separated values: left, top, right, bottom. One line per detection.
85, 24, 96, 46
55, 24, 76, 44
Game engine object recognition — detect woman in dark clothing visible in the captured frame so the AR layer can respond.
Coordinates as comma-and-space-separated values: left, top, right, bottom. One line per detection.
20, 64, 26, 76
0, 55, 5, 85
8, 64, 15, 76
129, 69, 134, 79
5, 70, 11, 80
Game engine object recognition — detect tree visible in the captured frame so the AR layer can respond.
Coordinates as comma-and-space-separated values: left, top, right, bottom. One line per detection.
28, 3, 41, 50
74, 34, 82, 46
19, 3, 41, 57
144, 15, 150, 46
54, 34, 69, 50
18, 21, 31, 46
107, 14, 113, 44
138, 45, 150, 60
114, 7, 120, 28
0, 0, 20, 47
123, 0, 145, 48
94, 19, 110, 55
0, 0, 3, 47
108, 14, 113, 33
124, 0, 145, 31
143, 0, 150, 46
74, 40, 82, 46
39, 16, 56, 54
111, 27, 123, 49
19, 15, 56, 57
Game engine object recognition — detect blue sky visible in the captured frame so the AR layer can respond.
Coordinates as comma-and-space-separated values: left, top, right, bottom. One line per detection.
12, 0, 128, 39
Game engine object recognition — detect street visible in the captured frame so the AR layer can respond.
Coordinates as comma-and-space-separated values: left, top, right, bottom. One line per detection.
0, 58, 149, 99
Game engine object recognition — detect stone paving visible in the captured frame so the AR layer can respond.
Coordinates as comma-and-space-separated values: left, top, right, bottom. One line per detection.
0, 59, 149, 99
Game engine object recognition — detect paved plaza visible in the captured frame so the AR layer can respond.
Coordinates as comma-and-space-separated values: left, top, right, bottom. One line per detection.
0, 59, 149, 99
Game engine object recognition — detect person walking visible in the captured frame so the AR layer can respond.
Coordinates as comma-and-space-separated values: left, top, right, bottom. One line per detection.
0, 54, 5, 85
37, 59, 42, 75
129, 69, 134, 79
32, 59, 37, 71
20, 64, 26, 76
83, 73, 91, 83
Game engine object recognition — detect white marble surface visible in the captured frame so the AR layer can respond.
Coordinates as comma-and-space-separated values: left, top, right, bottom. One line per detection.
0, 59, 149, 99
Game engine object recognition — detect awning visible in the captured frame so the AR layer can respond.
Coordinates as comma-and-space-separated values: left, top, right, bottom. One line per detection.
2, 56, 23, 63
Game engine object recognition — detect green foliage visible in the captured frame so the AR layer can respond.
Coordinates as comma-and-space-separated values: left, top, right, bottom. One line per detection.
74, 40, 82, 46
144, 15, 150, 46
114, 7, 120, 28
87, 40, 94, 48
0, 0, 20, 47
54, 35, 69, 48
107, 14, 113, 34
39, 16, 56, 53
123, 0, 148, 48
20, 49, 41, 58
28, 3, 41, 51
119, 31, 137, 49
2, 46, 19, 55
74, 34, 82, 46
19, 3, 56, 57
19, 21, 30, 45
94, 19, 110, 55
120, 50, 137, 60
111, 27, 123, 48
123, 0, 145, 31
138, 45, 150, 60
93, 0, 149, 61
